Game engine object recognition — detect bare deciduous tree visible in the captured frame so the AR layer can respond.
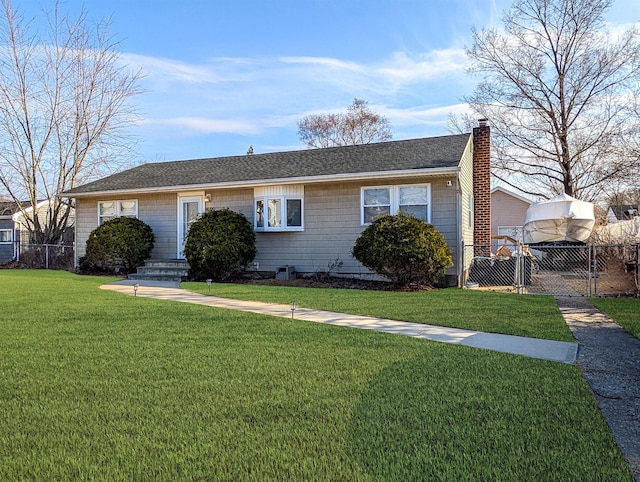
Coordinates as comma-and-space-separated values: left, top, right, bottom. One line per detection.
298, 98, 392, 148
464, 0, 640, 201
0, 0, 143, 244
604, 184, 640, 210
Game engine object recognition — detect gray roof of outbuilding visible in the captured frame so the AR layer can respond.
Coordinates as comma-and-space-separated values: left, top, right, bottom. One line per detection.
0, 201, 36, 216
0, 202, 17, 216
64, 134, 471, 196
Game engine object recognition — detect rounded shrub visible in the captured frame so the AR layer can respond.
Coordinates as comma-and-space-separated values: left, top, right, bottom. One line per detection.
352, 213, 453, 286
184, 208, 256, 281
84, 217, 155, 273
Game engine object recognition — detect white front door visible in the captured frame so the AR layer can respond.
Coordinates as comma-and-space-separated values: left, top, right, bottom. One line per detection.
178, 195, 204, 258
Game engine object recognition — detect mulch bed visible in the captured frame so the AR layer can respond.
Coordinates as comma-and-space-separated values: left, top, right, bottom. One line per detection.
0, 261, 29, 269
236, 276, 436, 292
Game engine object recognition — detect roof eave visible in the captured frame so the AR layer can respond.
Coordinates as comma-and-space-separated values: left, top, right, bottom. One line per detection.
490, 186, 533, 205
62, 166, 461, 198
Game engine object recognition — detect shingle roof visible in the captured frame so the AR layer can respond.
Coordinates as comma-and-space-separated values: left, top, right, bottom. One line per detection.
0, 202, 17, 216
64, 133, 471, 196
0, 201, 35, 216
609, 204, 639, 221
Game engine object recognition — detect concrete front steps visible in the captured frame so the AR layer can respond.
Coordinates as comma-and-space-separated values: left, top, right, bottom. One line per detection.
128, 259, 189, 283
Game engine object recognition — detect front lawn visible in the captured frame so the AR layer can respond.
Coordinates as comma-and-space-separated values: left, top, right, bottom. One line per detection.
183, 281, 575, 341
590, 297, 640, 340
0, 271, 632, 480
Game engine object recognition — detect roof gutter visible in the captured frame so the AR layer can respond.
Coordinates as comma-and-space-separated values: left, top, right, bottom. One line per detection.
62, 166, 460, 198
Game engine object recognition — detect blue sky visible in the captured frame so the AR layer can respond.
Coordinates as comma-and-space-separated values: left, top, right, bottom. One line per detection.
16, 0, 640, 162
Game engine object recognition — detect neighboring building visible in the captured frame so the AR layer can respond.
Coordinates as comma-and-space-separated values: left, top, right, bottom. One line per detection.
0, 202, 19, 264
607, 204, 639, 224
490, 186, 532, 243
63, 121, 492, 286
0, 200, 75, 265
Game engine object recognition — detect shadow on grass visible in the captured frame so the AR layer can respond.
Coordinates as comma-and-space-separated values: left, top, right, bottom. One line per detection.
346, 347, 632, 481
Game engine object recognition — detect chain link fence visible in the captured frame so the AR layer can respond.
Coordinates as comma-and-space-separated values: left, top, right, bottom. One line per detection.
11, 242, 75, 270
464, 242, 639, 297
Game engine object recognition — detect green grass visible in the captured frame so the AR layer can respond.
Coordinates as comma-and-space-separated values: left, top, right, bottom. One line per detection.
183, 281, 575, 341
590, 297, 640, 340
0, 271, 632, 480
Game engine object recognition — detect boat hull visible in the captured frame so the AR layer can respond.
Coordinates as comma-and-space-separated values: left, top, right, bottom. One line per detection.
522, 193, 595, 244
523, 218, 595, 244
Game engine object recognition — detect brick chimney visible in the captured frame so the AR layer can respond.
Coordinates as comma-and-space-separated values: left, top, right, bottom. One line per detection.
472, 119, 491, 249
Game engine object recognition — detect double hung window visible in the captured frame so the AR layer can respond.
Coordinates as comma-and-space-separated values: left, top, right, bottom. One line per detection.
361, 184, 430, 224
98, 200, 138, 224
0, 229, 12, 243
362, 188, 391, 224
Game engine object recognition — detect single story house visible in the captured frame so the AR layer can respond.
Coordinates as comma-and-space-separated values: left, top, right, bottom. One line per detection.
63, 120, 491, 286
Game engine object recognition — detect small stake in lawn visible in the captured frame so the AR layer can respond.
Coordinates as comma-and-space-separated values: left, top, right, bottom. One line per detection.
291, 301, 296, 319
206, 279, 212, 295
133, 283, 139, 297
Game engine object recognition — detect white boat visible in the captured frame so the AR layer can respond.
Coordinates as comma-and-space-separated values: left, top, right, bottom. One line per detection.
522, 193, 595, 244
596, 217, 640, 243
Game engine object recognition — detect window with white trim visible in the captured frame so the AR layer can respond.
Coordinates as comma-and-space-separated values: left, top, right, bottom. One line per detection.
361, 184, 430, 224
254, 186, 304, 232
98, 200, 138, 224
255, 197, 303, 231
0, 229, 12, 243
362, 187, 391, 223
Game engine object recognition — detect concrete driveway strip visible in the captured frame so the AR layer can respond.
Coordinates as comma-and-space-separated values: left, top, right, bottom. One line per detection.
557, 297, 640, 481
102, 281, 578, 364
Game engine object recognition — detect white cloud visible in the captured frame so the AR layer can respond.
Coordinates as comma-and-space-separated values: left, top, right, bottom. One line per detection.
375, 50, 468, 85
603, 21, 640, 42
121, 53, 253, 83
384, 103, 471, 126
280, 56, 364, 72
143, 117, 260, 135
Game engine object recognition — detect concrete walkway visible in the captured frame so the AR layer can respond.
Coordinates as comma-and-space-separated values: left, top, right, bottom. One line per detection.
102, 280, 578, 364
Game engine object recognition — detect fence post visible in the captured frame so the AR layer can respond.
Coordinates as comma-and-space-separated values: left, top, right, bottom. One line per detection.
515, 241, 521, 294
634, 244, 640, 293
591, 244, 596, 297
459, 240, 464, 288
586, 244, 591, 297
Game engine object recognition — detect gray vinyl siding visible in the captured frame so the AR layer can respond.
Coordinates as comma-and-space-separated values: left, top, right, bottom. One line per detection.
209, 179, 461, 278
74, 199, 95, 260
75, 193, 178, 260
141, 193, 178, 258
251, 182, 366, 276
458, 138, 474, 246
207, 188, 254, 220
0, 218, 14, 264
431, 180, 458, 276
458, 138, 475, 275
209, 183, 367, 276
